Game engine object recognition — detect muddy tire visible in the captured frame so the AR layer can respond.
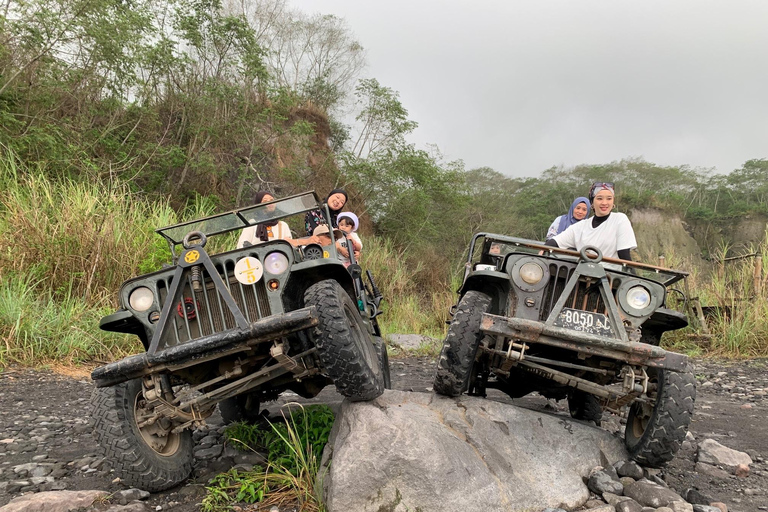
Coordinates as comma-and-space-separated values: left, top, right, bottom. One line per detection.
219, 394, 262, 424
373, 336, 392, 389
90, 378, 193, 492
568, 389, 603, 426
433, 290, 492, 397
304, 280, 384, 401
625, 368, 696, 467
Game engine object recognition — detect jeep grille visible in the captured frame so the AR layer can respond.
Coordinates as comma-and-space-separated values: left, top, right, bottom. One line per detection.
538, 263, 618, 321
156, 259, 272, 345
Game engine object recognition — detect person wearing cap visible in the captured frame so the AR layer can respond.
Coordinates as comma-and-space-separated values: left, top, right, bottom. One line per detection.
312, 224, 343, 248
336, 211, 363, 267
546, 196, 591, 240
544, 182, 637, 261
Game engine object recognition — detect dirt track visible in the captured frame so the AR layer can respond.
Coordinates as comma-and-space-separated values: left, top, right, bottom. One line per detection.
0, 357, 767, 512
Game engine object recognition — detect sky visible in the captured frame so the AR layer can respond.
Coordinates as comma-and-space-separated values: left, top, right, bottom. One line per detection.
289, 0, 768, 178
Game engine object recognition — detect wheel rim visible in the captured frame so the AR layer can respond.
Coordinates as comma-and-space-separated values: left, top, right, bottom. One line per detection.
345, 303, 378, 371
134, 394, 181, 457
630, 401, 654, 439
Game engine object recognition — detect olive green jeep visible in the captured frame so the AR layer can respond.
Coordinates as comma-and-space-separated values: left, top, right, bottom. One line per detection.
90, 191, 389, 491
434, 233, 695, 467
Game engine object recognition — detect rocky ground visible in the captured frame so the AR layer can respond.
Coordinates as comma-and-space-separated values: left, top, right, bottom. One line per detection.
0, 357, 766, 512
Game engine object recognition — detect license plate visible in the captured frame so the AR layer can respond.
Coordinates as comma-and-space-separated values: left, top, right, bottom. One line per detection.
553, 308, 613, 336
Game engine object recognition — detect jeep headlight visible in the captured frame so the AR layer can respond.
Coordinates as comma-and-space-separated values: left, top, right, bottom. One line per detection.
264, 252, 289, 274
625, 286, 651, 311
519, 262, 544, 285
129, 286, 154, 312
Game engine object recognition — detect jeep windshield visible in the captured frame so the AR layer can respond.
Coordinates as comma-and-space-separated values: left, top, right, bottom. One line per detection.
156, 192, 320, 246
474, 233, 688, 286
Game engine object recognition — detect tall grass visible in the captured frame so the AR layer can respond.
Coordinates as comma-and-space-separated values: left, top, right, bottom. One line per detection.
361, 235, 454, 340
0, 148, 209, 365
203, 404, 333, 512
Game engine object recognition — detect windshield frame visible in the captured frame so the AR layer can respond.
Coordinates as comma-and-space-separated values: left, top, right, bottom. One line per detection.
468, 232, 689, 286
155, 191, 322, 247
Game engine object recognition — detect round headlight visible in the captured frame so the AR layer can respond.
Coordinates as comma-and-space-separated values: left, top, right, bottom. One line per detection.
626, 286, 651, 310
129, 286, 154, 312
519, 262, 544, 285
264, 252, 289, 274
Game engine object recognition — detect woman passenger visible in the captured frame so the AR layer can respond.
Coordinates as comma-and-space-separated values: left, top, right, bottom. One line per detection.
305, 189, 347, 236
546, 196, 591, 240
544, 182, 636, 261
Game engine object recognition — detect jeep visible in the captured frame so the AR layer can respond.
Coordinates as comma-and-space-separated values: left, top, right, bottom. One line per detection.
90, 191, 389, 491
434, 233, 695, 467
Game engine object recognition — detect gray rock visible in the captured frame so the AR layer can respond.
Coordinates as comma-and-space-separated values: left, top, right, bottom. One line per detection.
319, 390, 628, 512
616, 500, 644, 512
193, 444, 223, 460
586, 499, 607, 508
387, 334, 437, 351
694, 462, 731, 480
603, 492, 631, 506
623, 479, 685, 508
684, 488, 714, 505
616, 461, 644, 480
692, 506, 724, 512
589, 471, 624, 495
697, 439, 752, 469
115, 488, 151, 505
584, 505, 616, 512
0, 490, 108, 512
668, 501, 694, 512
105, 503, 151, 512
655, 508, 671, 512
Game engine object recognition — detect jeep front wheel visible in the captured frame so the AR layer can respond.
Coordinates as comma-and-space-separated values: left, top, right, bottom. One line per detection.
304, 280, 384, 401
91, 378, 193, 491
625, 368, 696, 467
433, 290, 492, 397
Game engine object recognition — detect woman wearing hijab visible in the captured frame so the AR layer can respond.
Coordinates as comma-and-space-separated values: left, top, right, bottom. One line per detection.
237, 191, 293, 248
544, 182, 637, 260
546, 196, 591, 240
304, 188, 348, 236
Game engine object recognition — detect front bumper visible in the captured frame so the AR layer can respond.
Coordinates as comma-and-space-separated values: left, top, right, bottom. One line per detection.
91, 307, 318, 387
480, 313, 688, 372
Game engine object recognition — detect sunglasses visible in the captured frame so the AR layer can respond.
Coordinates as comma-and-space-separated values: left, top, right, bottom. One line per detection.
589, 182, 615, 197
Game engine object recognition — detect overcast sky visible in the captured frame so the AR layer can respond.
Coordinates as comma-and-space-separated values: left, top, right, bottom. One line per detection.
290, 0, 768, 178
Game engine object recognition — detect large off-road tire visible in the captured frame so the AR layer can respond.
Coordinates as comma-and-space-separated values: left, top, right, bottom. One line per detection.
568, 389, 603, 426
219, 394, 262, 424
90, 378, 193, 492
625, 368, 696, 467
433, 290, 492, 397
373, 336, 392, 389
304, 280, 384, 401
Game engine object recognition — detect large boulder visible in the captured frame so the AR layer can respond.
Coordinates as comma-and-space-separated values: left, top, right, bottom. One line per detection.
318, 390, 628, 512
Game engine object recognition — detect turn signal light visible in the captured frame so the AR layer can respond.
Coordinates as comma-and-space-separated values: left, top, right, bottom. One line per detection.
268, 279, 280, 290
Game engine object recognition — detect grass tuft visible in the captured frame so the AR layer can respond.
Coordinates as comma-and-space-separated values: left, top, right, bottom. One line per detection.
203, 404, 334, 512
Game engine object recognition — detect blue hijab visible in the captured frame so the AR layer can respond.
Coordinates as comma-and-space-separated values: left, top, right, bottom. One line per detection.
557, 197, 591, 234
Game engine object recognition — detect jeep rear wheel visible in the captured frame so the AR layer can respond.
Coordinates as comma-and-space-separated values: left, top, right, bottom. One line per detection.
91, 378, 193, 492
219, 394, 262, 424
304, 280, 384, 401
625, 368, 696, 467
568, 389, 603, 426
433, 290, 492, 397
